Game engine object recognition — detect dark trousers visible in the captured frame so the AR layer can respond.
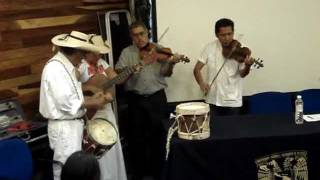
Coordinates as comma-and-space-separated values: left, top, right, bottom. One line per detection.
210, 104, 241, 116
126, 89, 168, 180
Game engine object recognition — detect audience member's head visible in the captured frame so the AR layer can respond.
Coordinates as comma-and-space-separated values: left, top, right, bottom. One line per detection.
61, 151, 100, 180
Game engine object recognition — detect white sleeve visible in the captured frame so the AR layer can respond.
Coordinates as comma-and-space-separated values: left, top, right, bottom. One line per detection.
115, 49, 130, 69
198, 44, 209, 64
98, 58, 110, 69
78, 61, 91, 83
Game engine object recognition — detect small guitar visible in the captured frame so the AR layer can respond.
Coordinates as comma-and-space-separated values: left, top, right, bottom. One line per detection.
83, 64, 142, 119
84, 63, 143, 94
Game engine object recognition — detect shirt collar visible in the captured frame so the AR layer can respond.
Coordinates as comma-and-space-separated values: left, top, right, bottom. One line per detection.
54, 51, 76, 73
216, 39, 223, 50
132, 44, 140, 52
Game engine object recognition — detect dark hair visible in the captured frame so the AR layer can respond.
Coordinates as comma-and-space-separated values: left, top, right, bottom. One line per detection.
60, 47, 87, 58
61, 151, 100, 180
215, 18, 234, 35
59, 46, 77, 56
129, 21, 148, 33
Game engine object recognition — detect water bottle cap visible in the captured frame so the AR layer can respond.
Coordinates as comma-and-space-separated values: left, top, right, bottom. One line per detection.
297, 95, 302, 99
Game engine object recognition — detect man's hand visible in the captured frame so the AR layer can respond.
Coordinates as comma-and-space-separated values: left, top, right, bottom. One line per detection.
132, 63, 144, 73
169, 54, 182, 64
92, 91, 113, 109
84, 91, 113, 110
244, 55, 254, 66
141, 50, 158, 65
92, 92, 107, 109
200, 82, 210, 95
92, 91, 104, 99
103, 91, 113, 103
239, 55, 254, 77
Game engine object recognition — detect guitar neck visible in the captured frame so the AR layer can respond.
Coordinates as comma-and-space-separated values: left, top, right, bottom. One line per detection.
101, 66, 134, 90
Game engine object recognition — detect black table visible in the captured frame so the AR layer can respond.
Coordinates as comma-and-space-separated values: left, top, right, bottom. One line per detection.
164, 114, 320, 180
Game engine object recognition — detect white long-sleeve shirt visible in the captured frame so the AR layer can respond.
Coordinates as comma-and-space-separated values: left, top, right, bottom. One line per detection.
39, 52, 85, 120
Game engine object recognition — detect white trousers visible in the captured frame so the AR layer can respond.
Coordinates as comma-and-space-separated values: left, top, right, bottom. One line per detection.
94, 104, 127, 180
47, 119, 84, 180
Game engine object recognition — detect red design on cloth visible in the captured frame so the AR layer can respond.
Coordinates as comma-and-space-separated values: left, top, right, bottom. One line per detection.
7, 121, 35, 132
88, 64, 105, 76
97, 66, 105, 74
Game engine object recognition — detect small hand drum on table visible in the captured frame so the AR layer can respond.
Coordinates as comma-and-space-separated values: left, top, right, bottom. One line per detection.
166, 102, 211, 159
175, 102, 210, 140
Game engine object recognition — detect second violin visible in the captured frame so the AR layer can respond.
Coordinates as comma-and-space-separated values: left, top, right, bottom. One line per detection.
139, 42, 190, 64
222, 40, 264, 68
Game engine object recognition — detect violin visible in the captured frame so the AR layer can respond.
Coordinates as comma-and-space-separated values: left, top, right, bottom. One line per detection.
222, 40, 264, 68
139, 42, 190, 64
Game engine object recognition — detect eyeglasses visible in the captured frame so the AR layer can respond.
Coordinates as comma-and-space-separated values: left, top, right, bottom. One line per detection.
131, 31, 147, 38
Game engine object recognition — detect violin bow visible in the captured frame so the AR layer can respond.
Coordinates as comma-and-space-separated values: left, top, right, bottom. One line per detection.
156, 26, 190, 63
157, 26, 170, 42
206, 41, 239, 96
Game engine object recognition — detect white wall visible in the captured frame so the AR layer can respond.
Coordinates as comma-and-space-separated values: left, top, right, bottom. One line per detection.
157, 0, 320, 102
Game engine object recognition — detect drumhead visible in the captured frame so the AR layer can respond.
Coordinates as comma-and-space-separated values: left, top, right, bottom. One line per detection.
176, 102, 210, 115
87, 118, 118, 146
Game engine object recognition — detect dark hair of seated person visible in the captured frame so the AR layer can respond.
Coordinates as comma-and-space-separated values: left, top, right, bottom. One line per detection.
61, 151, 100, 180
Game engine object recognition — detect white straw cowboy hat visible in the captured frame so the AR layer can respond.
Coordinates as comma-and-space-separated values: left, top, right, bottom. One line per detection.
51, 31, 110, 54
89, 34, 112, 54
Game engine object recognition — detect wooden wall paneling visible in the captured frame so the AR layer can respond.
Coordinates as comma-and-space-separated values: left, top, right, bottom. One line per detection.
0, 0, 83, 12
18, 82, 41, 89
76, 2, 128, 10
0, 89, 19, 100
0, 14, 96, 31
23, 105, 39, 120
16, 88, 40, 120
0, 66, 31, 81
30, 61, 47, 75
0, 21, 8, 31
0, 35, 23, 51
0, 58, 48, 86
0, 73, 41, 90
0, 1, 128, 21
0, 44, 52, 62
0, 6, 87, 21
0, 2, 128, 21
0, 52, 52, 71
0, 22, 98, 50
82, 0, 127, 3
16, 88, 40, 105
0, 14, 98, 40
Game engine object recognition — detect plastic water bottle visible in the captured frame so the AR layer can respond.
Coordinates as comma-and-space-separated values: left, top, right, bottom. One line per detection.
295, 95, 304, 124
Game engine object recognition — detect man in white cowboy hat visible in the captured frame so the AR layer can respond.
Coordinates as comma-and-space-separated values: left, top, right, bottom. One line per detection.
78, 35, 128, 180
39, 31, 112, 180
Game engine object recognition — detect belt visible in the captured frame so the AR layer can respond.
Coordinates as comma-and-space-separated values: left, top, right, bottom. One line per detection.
52, 115, 86, 121
131, 89, 163, 98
